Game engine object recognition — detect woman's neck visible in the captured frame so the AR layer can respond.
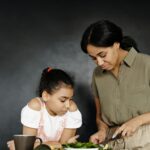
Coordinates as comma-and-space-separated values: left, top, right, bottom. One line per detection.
111, 49, 128, 78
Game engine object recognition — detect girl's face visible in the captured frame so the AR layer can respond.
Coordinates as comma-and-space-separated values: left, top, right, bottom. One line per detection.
87, 43, 120, 71
43, 86, 74, 116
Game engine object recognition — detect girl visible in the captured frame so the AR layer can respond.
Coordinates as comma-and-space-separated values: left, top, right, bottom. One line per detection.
80, 20, 150, 149
8, 67, 82, 149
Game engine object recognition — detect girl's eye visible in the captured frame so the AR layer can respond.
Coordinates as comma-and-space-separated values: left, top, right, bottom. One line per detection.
60, 99, 66, 102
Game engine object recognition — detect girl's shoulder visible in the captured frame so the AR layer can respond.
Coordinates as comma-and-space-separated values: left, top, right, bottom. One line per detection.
69, 100, 77, 112
27, 97, 42, 111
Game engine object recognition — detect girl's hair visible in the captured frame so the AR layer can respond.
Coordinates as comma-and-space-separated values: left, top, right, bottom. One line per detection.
38, 67, 74, 97
81, 20, 139, 53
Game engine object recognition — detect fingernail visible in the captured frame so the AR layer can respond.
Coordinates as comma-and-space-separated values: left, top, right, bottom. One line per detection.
112, 134, 116, 139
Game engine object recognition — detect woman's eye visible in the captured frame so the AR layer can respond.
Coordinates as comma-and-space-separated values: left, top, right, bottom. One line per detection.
91, 57, 96, 60
99, 53, 106, 58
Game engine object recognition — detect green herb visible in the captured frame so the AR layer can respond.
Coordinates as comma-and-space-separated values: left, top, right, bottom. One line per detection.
62, 142, 112, 150
63, 142, 98, 148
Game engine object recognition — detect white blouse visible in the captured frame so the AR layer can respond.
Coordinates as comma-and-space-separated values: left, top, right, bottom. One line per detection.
21, 102, 82, 141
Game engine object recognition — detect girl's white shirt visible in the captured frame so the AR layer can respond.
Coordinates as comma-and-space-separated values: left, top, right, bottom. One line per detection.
21, 100, 82, 142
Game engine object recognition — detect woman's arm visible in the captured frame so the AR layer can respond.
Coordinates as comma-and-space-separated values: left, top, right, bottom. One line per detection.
95, 96, 108, 131
90, 96, 108, 144
113, 112, 150, 138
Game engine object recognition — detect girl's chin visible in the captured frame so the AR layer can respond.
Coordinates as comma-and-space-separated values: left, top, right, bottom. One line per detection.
58, 111, 67, 116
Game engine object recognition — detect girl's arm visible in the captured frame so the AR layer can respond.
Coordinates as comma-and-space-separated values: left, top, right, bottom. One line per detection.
23, 125, 62, 149
60, 100, 80, 144
60, 128, 77, 144
23, 126, 42, 148
23, 126, 37, 135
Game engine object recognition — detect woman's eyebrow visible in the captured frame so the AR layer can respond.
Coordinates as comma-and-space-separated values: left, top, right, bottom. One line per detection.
89, 54, 95, 58
96, 51, 104, 56
88, 51, 104, 58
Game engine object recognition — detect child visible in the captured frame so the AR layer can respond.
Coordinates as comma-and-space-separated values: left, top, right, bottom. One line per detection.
8, 67, 82, 149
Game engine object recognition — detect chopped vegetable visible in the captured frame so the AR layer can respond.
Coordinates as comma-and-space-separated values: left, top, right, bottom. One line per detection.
62, 142, 111, 150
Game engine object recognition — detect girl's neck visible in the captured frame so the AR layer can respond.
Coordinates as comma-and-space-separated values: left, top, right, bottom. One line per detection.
45, 104, 57, 116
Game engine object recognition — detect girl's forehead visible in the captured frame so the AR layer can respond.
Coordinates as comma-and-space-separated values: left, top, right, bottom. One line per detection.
52, 86, 74, 95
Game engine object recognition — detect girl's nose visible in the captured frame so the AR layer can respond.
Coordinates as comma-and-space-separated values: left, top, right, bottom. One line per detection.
97, 57, 104, 66
65, 100, 70, 109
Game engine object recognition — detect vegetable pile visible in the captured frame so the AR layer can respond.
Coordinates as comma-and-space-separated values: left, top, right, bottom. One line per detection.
62, 142, 111, 150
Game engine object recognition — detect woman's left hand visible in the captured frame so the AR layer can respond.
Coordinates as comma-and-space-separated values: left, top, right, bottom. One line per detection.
113, 117, 142, 138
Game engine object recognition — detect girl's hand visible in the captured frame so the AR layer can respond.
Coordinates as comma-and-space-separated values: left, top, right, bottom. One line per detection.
90, 129, 107, 144
67, 135, 80, 143
7, 140, 15, 150
44, 141, 62, 149
113, 117, 142, 138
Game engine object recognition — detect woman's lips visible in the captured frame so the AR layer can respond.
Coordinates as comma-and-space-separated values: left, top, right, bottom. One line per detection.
101, 65, 106, 69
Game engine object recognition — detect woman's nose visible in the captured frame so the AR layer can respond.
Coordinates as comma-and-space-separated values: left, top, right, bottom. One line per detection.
97, 57, 104, 66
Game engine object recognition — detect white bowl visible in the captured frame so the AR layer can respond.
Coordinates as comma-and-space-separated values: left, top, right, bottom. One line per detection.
64, 148, 99, 150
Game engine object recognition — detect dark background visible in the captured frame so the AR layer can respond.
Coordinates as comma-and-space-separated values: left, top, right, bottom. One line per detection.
0, 0, 150, 149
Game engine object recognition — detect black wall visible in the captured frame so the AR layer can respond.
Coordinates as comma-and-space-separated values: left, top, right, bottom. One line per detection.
0, 1, 150, 149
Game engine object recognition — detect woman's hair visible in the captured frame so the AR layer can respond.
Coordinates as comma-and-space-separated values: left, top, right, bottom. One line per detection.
38, 67, 74, 97
81, 20, 139, 53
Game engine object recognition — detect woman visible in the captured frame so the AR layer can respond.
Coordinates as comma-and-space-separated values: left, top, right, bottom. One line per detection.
80, 20, 150, 149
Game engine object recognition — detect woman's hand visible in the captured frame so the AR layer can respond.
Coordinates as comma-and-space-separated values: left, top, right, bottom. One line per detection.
7, 140, 15, 150
90, 129, 107, 144
113, 117, 142, 138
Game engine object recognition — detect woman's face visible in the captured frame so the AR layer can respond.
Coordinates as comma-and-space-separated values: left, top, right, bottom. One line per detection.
43, 86, 74, 116
87, 43, 120, 70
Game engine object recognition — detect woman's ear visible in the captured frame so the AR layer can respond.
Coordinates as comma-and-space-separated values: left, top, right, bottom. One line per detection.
41, 91, 49, 102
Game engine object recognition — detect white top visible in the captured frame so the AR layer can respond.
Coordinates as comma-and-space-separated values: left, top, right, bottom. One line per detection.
21, 101, 82, 142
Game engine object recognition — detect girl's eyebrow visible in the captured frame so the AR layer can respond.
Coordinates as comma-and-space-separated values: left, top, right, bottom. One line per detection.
60, 96, 73, 99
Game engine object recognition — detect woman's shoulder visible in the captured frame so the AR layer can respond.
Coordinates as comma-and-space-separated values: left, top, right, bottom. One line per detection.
136, 52, 150, 66
27, 97, 41, 111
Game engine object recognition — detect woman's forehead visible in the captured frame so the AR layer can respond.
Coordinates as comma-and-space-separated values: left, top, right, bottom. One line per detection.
87, 44, 107, 56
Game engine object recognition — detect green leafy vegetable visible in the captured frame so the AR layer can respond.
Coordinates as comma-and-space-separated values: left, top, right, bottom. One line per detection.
62, 142, 112, 150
